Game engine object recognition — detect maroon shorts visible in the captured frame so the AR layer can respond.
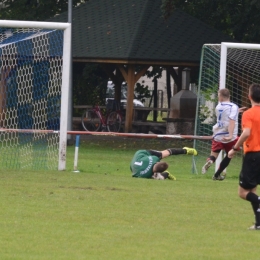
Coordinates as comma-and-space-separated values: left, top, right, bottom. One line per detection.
211, 137, 239, 153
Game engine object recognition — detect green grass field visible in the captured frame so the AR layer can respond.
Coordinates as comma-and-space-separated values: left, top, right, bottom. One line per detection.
0, 136, 258, 260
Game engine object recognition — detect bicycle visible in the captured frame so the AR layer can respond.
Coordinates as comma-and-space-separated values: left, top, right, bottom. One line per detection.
81, 100, 123, 132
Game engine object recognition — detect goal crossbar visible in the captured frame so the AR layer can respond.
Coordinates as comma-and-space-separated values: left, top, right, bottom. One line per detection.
0, 20, 70, 30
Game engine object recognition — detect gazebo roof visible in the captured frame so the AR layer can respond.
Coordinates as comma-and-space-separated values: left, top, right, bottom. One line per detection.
50, 0, 234, 66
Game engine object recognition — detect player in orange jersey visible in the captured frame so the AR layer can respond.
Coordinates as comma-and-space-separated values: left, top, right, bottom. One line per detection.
228, 83, 260, 230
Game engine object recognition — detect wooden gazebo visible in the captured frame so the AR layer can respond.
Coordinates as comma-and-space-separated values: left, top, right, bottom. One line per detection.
50, 0, 233, 132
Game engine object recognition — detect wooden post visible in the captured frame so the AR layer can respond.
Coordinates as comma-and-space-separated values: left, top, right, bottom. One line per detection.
125, 65, 135, 132
117, 64, 149, 132
166, 68, 171, 108
167, 66, 181, 93
153, 78, 158, 121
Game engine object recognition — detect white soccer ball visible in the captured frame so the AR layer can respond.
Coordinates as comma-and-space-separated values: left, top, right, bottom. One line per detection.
152, 172, 165, 180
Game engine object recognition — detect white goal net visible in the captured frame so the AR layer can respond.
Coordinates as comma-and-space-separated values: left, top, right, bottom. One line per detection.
194, 42, 260, 176
0, 21, 71, 170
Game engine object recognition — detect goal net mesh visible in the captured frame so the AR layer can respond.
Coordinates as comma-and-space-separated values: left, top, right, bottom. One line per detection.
194, 43, 260, 176
0, 27, 63, 170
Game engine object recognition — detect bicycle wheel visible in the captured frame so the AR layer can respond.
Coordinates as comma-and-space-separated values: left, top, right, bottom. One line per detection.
106, 111, 122, 132
81, 109, 101, 131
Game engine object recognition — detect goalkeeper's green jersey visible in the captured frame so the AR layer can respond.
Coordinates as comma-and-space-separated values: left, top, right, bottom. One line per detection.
130, 150, 160, 178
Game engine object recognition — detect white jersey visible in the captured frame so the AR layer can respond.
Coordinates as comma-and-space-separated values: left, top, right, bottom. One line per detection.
212, 101, 239, 143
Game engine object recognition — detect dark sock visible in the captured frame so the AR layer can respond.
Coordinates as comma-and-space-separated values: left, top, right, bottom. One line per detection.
167, 148, 186, 155
246, 192, 260, 226
256, 207, 260, 226
250, 202, 260, 226
214, 156, 231, 177
208, 155, 216, 162
246, 192, 260, 204
250, 202, 258, 224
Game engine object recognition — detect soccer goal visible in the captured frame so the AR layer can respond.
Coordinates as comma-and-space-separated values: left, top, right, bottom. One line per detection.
0, 20, 71, 171
193, 42, 260, 175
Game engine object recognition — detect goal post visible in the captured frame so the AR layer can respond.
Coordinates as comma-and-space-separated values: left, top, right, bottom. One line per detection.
0, 20, 71, 171
194, 42, 260, 175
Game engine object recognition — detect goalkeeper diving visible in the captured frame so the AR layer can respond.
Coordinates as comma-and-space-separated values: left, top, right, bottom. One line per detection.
130, 147, 197, 180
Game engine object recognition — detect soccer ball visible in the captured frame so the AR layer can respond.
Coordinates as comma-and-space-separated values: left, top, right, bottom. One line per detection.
152, 172, 165, 180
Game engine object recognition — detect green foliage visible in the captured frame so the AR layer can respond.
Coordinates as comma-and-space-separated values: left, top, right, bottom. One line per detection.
0, 0, 88, 21
199, 66, 219, 122
135, 81, 151, 103
161, 0, 176, 20
134, 66, 163, 104
145, 66, 163, 79
73, 63, 108, 106
161, 0, 260, 43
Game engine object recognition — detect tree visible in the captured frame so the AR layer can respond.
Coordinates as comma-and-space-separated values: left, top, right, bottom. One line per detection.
0, 0, 87, 21
161, 0, 260, 43
73, 63, 108, 108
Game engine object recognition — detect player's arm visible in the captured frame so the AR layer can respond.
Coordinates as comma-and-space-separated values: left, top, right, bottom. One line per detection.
222, 118, 235, 141
239, 107, 247, 113
161, 150, 171, 158
222, 104, 239, 141
228, 128, 250, 158
228, 118, 235, 138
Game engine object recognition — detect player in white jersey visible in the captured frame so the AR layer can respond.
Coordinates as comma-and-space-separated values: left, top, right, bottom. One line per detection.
202, 88, 246, 180
213, 100, 239, 143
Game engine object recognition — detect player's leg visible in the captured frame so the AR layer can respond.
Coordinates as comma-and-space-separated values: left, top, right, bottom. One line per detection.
163, 149, 184, 158
212, 156, 230, 180
212, 139, 238, 180
157, 147, 197, 159
149, 147, 197, 160
241, 186, 260, 230
245, 187, 260, 230
148, 150, 164, 159
238, 152, 260, 229
202, 151, 218, 174
149, 149, 186, 159
202, 140, 222, 174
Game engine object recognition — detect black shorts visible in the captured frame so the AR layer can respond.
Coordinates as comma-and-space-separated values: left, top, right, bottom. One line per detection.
239, 151, 260, 190
148, 150, 162, 159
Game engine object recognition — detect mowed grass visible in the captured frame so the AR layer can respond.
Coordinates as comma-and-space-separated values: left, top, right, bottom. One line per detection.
0, 136, 258, 260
